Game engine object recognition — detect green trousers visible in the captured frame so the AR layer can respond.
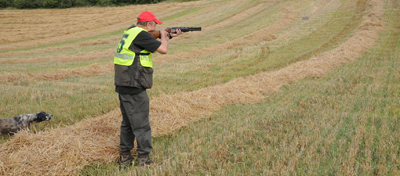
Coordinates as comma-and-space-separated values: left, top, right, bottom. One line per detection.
118, 91, 152, 155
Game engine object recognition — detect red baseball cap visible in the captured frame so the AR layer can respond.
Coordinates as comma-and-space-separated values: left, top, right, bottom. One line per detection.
137, 11, 162, 24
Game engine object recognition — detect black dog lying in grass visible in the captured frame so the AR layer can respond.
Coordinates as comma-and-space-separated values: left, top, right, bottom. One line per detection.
0, 111, 53, 135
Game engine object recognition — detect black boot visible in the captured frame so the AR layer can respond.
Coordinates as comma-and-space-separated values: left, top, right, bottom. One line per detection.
119, 150, 133, 170
138, 154, 153, 166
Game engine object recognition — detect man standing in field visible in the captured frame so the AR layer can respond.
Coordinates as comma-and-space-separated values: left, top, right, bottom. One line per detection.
114, 11, 182, 168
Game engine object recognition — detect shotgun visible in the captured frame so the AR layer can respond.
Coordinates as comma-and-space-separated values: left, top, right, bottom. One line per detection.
149, 27, 202, 39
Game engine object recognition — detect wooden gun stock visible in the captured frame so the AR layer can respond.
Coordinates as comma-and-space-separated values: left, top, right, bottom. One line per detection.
148, 27, 202, 39
148, 28, 172, 39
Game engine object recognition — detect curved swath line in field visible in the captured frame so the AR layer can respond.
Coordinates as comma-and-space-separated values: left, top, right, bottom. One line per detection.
0, 5, 178, 44
0, 14, 132, 52
0, 36, 121, 59
0, 0, 384, 175
0, 2, 219, 61
167, 1, 275, 43
169, 0, 304, 44
148, 0, 384, 137
154, 4, 298, 63
202, 3, 266, 32
161, 1, 219, 26
0, 5, 210, 58
0, 48, 115, 64
271, 0, 370, 70
0, 2, 296, 84
0, 1, 207, 52
0, 1, 268, 63
0, 64, 113, 84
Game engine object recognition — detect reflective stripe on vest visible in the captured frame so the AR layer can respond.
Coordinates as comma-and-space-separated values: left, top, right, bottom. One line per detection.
139, 51, 152, 67
114, 27, 153, 67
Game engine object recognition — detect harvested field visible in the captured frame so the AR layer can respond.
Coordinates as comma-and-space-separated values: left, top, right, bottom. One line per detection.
1, 0, 397, 175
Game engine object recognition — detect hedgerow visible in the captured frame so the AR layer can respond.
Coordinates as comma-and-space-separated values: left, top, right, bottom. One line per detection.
1, 0, 162, 9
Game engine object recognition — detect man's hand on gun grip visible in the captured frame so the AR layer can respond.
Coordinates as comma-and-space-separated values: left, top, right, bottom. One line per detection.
160, 28, 169, 39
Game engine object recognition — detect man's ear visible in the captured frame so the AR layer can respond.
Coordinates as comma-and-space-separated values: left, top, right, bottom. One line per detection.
145, 22, 151, 30
147, 21, 155, 29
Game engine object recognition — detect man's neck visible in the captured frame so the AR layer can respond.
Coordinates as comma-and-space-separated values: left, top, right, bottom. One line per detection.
137, 25, 147, 30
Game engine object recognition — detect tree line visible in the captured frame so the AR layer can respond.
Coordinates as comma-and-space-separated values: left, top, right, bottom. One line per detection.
0, 0, 162, 9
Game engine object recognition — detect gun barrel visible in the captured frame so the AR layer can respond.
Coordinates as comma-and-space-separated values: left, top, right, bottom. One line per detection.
170, 27, 202, 32
149, 27, 202, 39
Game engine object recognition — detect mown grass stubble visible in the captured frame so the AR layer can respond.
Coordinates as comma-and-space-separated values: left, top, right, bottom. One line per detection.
87, 9, 399, 174
84, 0, 398, 175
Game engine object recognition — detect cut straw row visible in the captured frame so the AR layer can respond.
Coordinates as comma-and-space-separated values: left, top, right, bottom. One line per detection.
0, 0, 384, 175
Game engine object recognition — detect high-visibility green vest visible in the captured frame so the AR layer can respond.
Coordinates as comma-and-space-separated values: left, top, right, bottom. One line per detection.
114, 27, 153, 67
